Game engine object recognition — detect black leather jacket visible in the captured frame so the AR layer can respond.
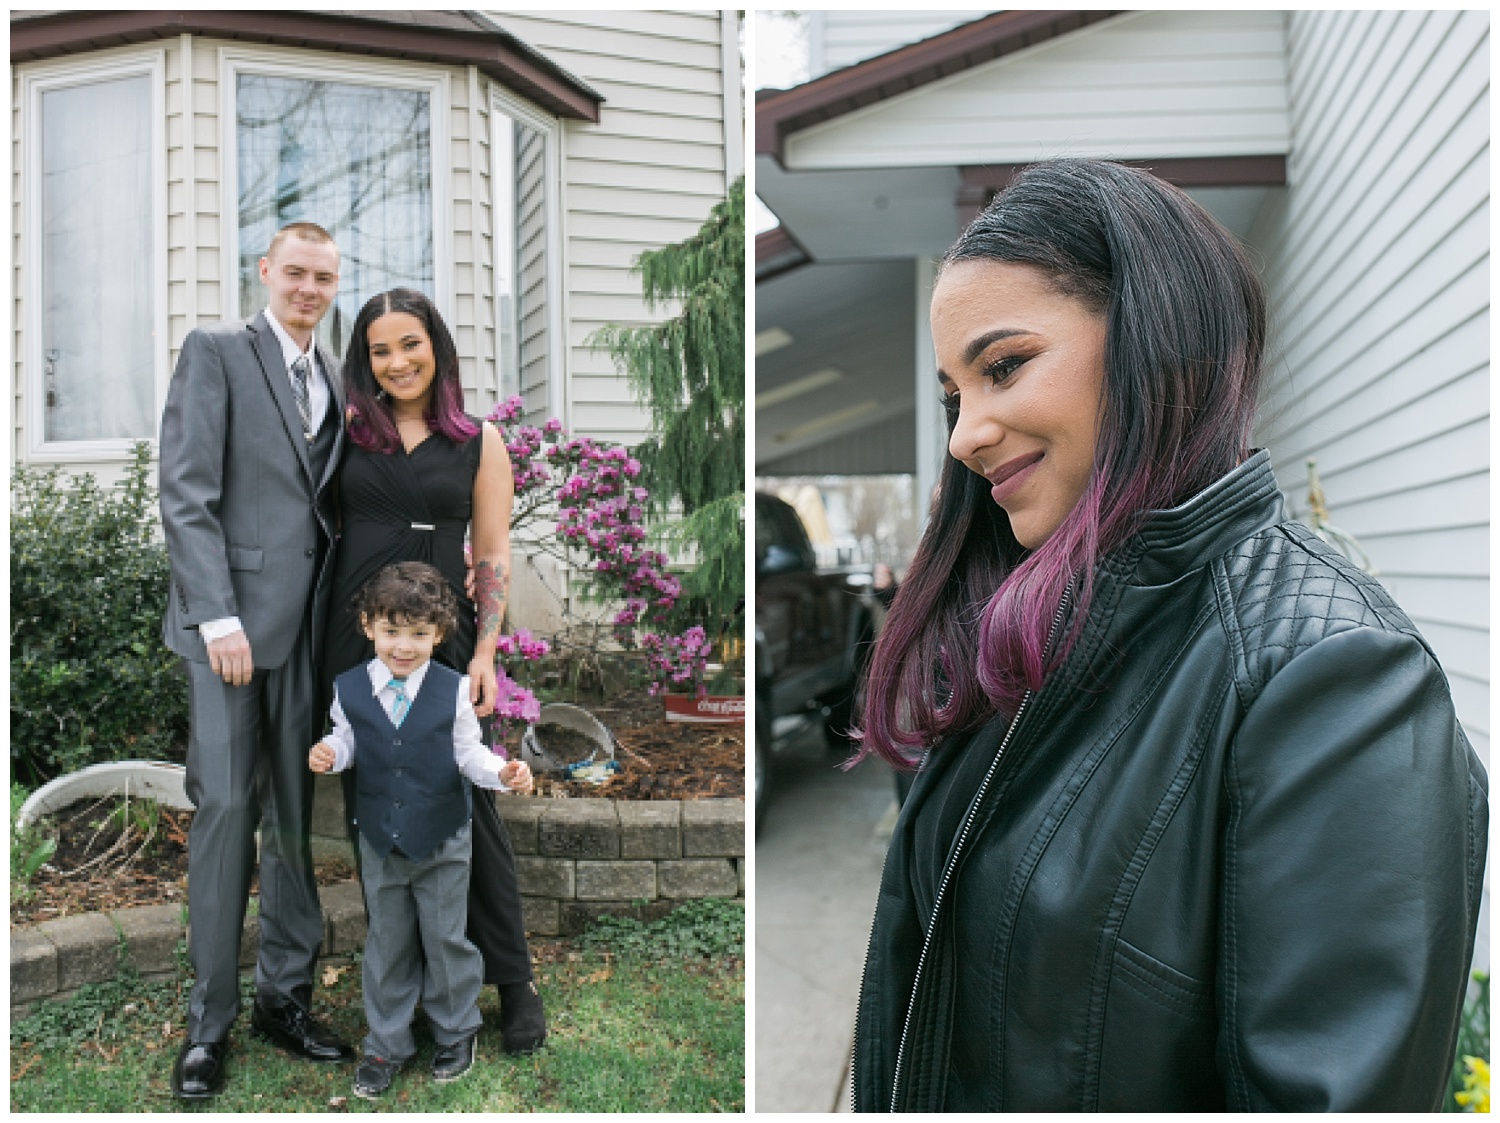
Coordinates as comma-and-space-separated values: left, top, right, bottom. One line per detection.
853, 453, 1487, 1111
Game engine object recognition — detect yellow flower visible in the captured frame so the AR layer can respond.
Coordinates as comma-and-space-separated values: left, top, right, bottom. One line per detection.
1456, 1055, 1490, 1113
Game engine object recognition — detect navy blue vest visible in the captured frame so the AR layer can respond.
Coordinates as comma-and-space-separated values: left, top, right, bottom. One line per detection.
336, 660, 471, 862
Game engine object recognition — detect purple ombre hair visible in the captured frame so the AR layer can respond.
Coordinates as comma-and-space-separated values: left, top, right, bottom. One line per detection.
344, 288, 480, 454
859, 159, 1266, 768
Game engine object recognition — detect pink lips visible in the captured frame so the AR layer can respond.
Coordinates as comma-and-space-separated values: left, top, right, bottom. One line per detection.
987, 451, 1044, 505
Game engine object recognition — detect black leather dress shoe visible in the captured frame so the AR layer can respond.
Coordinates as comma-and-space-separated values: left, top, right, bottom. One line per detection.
171, 1038, 228, 1100
251, 998, 355, 1063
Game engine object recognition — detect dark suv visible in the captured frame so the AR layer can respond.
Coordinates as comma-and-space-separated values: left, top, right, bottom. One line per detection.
755, 491, 876, 819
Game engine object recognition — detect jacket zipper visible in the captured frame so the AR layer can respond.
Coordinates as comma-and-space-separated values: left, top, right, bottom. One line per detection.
881, 587, 1071, 1112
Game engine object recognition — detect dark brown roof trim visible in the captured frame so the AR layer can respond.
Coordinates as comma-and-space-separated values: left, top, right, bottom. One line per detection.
756, 10, 1123, 166
957, 156, 1288, 225
10, 9, 602, 122
756, 226, 811, 282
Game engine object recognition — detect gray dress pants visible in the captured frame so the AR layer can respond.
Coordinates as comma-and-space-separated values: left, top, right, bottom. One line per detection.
182, 624, 324, 1042
358, 822, 485, 1062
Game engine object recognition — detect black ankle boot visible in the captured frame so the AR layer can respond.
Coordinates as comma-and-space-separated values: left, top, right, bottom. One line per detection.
497, 980, 547, 1054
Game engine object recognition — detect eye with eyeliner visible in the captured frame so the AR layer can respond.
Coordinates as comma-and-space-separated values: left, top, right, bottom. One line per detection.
982, 353, 1027, 384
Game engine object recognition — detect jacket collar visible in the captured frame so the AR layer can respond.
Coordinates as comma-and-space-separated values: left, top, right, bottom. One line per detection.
1117, 450, 1285, 588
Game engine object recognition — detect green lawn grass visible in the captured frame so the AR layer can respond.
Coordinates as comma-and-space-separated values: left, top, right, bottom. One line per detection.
10, 901, 744, 1113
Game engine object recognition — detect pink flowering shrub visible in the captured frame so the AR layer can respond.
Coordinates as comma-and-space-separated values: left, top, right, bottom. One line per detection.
488, 396, 701, 702
640, 626, 714, 698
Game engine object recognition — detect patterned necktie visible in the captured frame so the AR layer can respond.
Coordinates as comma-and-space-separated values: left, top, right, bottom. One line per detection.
289, 354, 313, 440
389, 678, 410, 727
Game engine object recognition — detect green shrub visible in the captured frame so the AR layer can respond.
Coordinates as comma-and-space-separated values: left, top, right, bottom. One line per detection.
579, 897, 744, 961
10, 783, 56, 900
1446, 971, 1489, 1112
11, 443, 187, 783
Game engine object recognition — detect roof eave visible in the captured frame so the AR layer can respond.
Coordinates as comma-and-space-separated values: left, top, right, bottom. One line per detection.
10, 9, 602, 122
756, 10, 1124, 166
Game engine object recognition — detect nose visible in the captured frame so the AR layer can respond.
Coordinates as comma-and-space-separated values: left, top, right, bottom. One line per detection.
947, 399, 1002, 463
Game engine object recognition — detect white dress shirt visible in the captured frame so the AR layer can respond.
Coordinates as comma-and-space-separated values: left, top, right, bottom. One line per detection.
264, 306, 331, 438
200, 308, 331, 644
321, 658, 510, 791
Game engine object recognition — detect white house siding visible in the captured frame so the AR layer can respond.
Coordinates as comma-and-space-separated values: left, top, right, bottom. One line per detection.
809, 11, 981, 78
785, 10, 1289, 171
1249, 9, 1489, 763
12, 71, 24, 460
451, 67, 485, 414
485, 10, 731, 447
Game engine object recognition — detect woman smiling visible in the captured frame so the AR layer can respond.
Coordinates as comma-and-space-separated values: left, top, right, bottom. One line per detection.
851, 159, 1485, 1111
324, 288, 547, 1057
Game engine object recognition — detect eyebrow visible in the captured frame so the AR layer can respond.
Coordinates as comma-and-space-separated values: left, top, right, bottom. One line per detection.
963, 328, 1029, 366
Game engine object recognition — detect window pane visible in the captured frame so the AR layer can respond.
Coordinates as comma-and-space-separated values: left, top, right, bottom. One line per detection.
40, 74, 155, 443
236, 74, 433, 358
492, 112, 518, 399
515, 122, 549, 405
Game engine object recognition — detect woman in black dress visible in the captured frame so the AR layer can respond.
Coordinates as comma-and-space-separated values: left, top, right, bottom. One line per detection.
324, 287, 545, 1054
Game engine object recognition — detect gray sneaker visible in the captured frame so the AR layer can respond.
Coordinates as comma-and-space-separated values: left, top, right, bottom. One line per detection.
432, 1033, 478, 1083
353, 1054, 403, 1099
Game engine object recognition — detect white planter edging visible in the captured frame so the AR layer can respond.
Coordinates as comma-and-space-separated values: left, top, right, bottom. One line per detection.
520, 703, 615, 773
17, 760, 190, 830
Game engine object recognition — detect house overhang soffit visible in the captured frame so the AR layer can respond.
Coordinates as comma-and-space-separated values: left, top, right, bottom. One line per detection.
10, 9, 602, 122
756, 10, 1125, 167
756, 9, 1289, 267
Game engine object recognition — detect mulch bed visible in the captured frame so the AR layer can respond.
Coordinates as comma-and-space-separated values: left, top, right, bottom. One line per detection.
12, 688, 743, 927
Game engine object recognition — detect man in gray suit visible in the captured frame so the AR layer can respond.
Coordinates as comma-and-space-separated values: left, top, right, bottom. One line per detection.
160, 221, 355, 1099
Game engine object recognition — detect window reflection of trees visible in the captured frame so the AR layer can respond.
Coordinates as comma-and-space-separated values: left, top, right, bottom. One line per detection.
236, 75, 434, 358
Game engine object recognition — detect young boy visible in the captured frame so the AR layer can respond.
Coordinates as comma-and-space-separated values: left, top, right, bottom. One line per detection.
309, 561, 532, 1099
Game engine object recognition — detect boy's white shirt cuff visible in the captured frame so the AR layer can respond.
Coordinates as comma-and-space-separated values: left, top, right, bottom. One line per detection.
322, 691, 356, 772
454, 677, 511, 791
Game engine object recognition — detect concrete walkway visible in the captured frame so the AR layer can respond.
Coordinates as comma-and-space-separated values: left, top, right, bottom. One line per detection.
754, 716, 899, 1113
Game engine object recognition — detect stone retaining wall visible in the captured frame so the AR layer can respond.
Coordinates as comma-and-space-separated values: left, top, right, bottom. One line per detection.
498, 797, 745, 936
11, 796, 744, 1019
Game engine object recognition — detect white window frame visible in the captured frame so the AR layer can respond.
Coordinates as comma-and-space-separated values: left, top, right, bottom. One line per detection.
490, 83, 565, 423
218, 46, 454, 337
22, 51, 169, 463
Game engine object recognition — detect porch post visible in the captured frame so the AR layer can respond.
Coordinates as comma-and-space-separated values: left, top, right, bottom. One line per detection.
914, 254, 943, 528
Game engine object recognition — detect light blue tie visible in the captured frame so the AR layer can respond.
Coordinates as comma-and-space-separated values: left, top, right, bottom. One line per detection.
389, 678, 410, 727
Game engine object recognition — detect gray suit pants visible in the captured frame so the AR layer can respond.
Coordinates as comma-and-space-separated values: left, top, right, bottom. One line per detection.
358, 822, 484, 1062
182, 623, 324, 1042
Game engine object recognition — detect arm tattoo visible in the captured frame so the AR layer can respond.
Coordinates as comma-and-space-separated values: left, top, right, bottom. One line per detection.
474, 558, 510, 647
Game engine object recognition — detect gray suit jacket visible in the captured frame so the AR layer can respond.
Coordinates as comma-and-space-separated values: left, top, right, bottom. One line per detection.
159, 312, 345, 668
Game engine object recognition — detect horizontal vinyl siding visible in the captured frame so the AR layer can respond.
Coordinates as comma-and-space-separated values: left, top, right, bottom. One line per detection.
1250, 10, 1489, 755
188, 42, 223, 328
486, 10, 729, 447
13, 71, 24, 461
786, 10, 1289, 170
811, 11, 985, 78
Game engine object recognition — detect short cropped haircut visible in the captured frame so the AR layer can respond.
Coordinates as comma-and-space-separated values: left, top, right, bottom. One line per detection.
355, 561, 458, 636
266, 221, 336, 262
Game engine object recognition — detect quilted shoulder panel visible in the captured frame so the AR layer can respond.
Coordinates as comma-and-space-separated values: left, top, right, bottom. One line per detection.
1216, 522, 1426, 703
